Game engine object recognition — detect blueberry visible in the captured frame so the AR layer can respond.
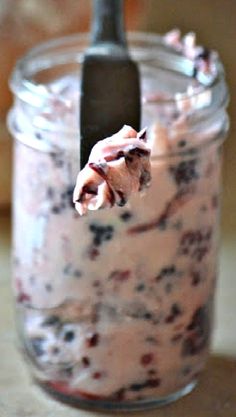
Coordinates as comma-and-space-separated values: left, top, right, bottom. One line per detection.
191, 271, 202, 286
120, 211, 133, 222
165, 303, 182, 323
42, 315, 61, 327
156, 265, 176, 281
179, 228, 212, 261
129, 378, 160, 391
89, 224, 98, 232
116, 191, 127, 207
169, 159, 199, 186
196, 47, 210, 60
135, 283, 145, 292
178, 140, 187, 148
50, 152, 64, 168
192, 66, 198, 78
82, 356, 91, 367
51, 205, 62, 214
35, 132, 42, 140
73, 269, 82, 278
63, 330, 75, 342
89, 223, 114, 247
144, 312, 153, 320
61, 185, 74, 209
157, 217, 167, 230
31, 337, 44, 357
45, 283, 52, 292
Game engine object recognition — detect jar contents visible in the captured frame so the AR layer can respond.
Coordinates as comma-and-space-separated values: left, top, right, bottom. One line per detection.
10, 31, 228, 408
73, 125, 151, 215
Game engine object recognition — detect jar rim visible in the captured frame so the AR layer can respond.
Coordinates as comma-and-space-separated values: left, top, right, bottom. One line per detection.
9, 31, 227, 108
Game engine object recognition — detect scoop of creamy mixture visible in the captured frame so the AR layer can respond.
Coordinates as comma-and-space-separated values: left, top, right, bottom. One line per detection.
164, 29, 217, 85
73, 125, 151, 215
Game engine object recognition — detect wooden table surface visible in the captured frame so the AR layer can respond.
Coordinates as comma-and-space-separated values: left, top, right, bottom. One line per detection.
0, 213, 236, 417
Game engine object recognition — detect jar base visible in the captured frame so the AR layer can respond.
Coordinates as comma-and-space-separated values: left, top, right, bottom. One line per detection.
36, 379, 197, 412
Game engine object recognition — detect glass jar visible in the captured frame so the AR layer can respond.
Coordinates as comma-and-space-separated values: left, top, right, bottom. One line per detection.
8, 33, 229, 411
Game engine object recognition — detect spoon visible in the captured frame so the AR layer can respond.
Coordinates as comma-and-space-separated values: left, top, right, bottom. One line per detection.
80, 0, 141, 168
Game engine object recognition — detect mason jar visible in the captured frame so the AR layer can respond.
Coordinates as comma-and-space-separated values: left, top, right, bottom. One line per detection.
8, 33, 229, 411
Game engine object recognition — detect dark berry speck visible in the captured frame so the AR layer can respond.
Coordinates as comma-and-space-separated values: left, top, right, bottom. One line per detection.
31, 337, 44, 357
63, 330, 75, 342
86, 333, 100, 348
82, 356, 91, 367
140, 353, 154, 366
169, 159, 199, 186
120, 211, 133, 222
92, 372, 102, 379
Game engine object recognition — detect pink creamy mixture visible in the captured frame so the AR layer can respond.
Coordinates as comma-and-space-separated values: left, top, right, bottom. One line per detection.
11, 31, 224, 403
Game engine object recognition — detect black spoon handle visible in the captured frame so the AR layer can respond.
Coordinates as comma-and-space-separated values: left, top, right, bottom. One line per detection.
91, 0, 127, 47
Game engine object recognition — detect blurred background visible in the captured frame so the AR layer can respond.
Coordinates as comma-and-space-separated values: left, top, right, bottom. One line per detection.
0, 0, 235, 235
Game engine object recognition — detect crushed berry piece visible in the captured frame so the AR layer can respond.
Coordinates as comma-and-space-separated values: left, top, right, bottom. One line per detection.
147, 378, 161, 388
191, 270, 202, 286
120, 211, 133, 222
165, 303, 182, 323
116, 190, 127, 207
111, 388, 126, 401
139, 169, 151, 189
63, 330, 75, 342
179, 228, 212, 261
148, 369, 157, 376
156, 265, 176, 281
88, 247, 100, 260
82, 356, 90, 367
182, 302, 211, 356
141, 353, 154, 366
169, 159, 199, 186
86, 333, 100, 348
17, 292, 31, 304
108, 270, 131, 282
92, 372, 102, 379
